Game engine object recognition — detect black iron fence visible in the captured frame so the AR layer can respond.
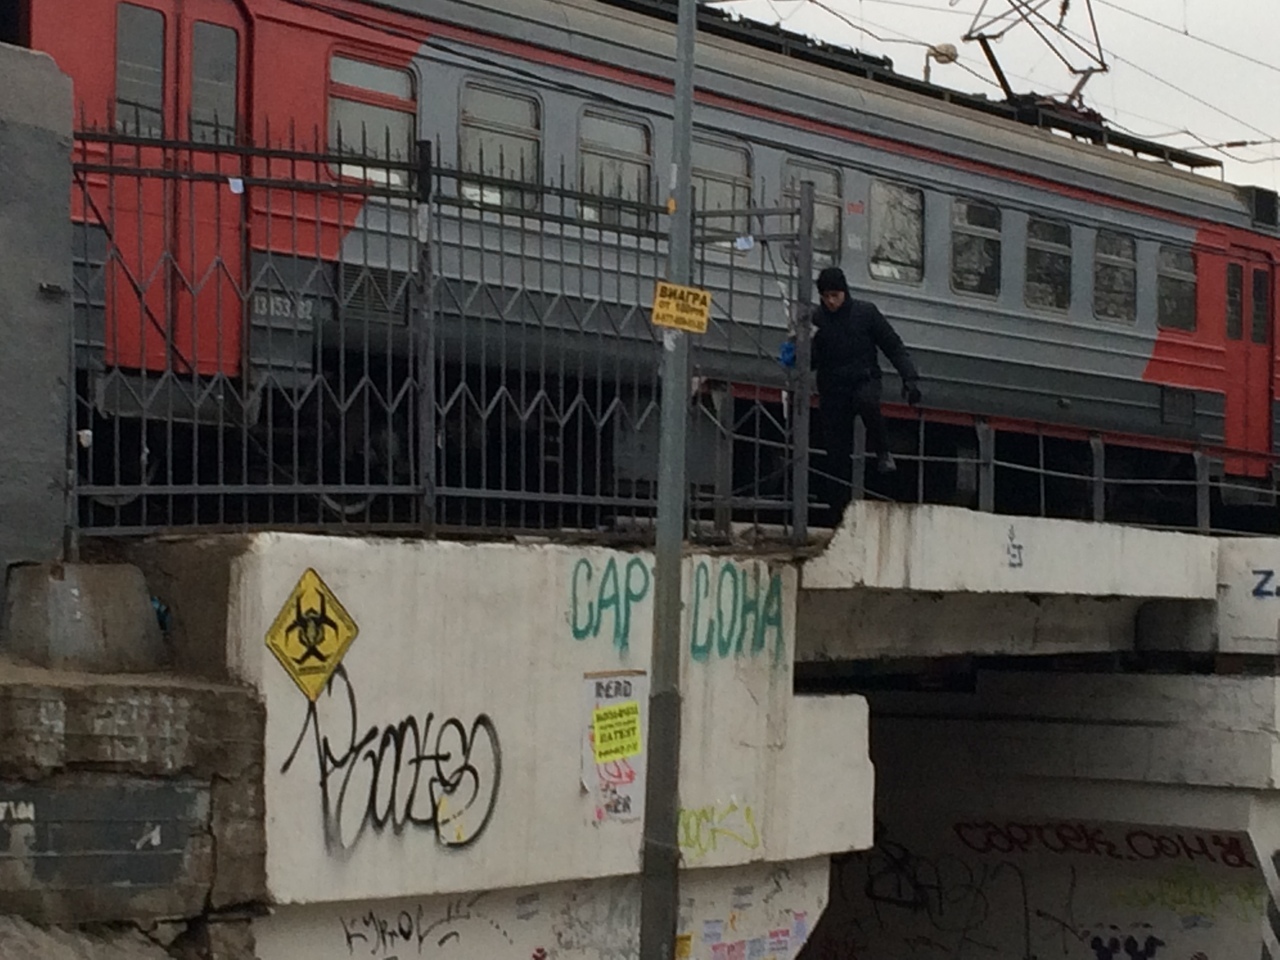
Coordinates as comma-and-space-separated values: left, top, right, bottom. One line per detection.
68, 131, 1280, 544
70, 132, 814, 542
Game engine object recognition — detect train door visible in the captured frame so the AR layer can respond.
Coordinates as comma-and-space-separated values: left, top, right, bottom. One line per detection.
1223, 254, 1273, 476
172, 0, 248, 379
104, 0, 247, 378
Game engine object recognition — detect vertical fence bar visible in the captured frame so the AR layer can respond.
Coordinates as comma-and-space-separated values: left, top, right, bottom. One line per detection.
791, 183, 815, 543
1194, 450, 1212, 532
414, 141, 436, 534
1090, 434, 1106, 522
976, 420, 995, 513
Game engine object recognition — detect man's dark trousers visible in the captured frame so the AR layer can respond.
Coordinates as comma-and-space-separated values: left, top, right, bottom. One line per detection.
818, 378, 889, 520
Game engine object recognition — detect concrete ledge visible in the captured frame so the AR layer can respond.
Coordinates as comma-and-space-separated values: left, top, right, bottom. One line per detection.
2, 564, 166, 672
0, 661, 265, 924
802, 501, 1218, 598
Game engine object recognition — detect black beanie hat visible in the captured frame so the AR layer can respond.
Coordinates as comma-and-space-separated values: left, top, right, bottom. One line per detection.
816, 266, 848, 294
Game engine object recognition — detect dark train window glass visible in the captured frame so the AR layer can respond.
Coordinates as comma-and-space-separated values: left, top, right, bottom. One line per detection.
332, 57, 413, 100
580, 112, 651, 226
1252, 268, 1270, 344
329, 56, 415, 185
951, 198, 1001, 297
784, 161, 842, 266
1157, 245, 1197, 331
1093, 230, 1136, 323
115, 4, 165, 138
460, 84, 540, 208
870, 180, 924, 283
191, 23, 238, 144
1226, 263, 1244, 340
692, 137, 751, 238
1025, 217, 1072, 311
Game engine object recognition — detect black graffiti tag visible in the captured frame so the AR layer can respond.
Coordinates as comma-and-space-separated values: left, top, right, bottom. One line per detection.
282, 665, 501, 853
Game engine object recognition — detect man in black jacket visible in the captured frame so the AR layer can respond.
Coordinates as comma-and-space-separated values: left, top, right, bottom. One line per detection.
809, 266, 921, 517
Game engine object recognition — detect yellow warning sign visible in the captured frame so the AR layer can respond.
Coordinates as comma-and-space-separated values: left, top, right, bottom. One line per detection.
651, 281, 711, 335
592, 701, 642, 763
265, 568, 359, 701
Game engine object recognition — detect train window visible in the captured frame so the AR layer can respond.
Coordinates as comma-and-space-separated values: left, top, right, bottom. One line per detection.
692, 138, 751, 237
191, 23, 238, 144
1252, 268, 1271, 344
115, 4, 165, 138
869, 180, 924, 283
951, 198, 1001, 297
1094, 230, 1136, 322
329, 56, 416, 184
1157, 245, 1197, 331
460, 85, 540, 208
784, 161, 842, 266
1025, 217, 1072, 311
580, 112, 651, 225
1226, 263, 1244, 340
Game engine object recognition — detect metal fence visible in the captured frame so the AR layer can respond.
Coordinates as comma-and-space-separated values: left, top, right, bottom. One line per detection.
67, 131, 1280, 544
70, 132, 814, 542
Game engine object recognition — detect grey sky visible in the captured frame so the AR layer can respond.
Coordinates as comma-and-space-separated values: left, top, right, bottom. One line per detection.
718, 0, 1280, 190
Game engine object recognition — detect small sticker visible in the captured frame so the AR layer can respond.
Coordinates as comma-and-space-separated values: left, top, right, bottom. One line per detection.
676, 935, 693, 960
227, 177, 245, 195
703, 919, 724, 945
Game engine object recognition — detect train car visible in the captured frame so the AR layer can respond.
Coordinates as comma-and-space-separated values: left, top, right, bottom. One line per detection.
11, 0, 1280, 531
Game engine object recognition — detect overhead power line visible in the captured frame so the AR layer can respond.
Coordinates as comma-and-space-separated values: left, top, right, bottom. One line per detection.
1093, 0, 1280, 78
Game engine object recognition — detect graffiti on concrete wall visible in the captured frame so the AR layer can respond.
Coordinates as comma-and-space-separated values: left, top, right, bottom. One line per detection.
809, 820, 1265, 960
679, 800, 762, 861
280, 664, 501, 854
252, 858, 828, 960
568, 555, 786, 663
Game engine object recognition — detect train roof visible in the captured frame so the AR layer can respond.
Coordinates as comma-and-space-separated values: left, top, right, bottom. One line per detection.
596, 0, 1217, 173
370, 0, 1265, 226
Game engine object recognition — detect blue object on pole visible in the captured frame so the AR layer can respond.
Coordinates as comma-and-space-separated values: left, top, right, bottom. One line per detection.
779, 339, 796, 368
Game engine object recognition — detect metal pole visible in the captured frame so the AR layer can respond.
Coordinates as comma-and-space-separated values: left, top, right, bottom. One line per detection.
640, 0, 696, 957
791, 181, 815, 543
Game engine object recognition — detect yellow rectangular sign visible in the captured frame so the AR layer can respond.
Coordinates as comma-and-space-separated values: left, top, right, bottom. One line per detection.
592, 701, 642, 763
651, 281, 711, 335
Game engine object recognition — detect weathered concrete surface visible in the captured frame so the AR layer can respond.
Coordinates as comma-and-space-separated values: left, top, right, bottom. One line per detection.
1217, 538, 1280, 655
0, 42, 73, 626
0, 658, 265, 926
129, 533, 874, 908
803, 501, 1217, 597
0, 916, 169, 960
810, 669, 1280, 960
2, 563, 167, 671
797, 589, 1148, 660
253, 858, 828, 960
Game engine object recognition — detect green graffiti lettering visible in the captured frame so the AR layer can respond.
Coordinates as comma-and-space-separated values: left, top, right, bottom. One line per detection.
762, 572, 785, 662
571, 558, 596, 640
690, 560, 713, 663
596, 557, 626, 652
716, 562, 740, 658
738, 563, 762, 655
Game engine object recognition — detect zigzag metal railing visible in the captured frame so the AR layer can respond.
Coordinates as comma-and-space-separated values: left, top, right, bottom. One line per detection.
69, 132, 815, 543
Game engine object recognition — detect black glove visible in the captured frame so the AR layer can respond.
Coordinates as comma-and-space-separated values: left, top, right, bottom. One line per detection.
903, 380, 922, 406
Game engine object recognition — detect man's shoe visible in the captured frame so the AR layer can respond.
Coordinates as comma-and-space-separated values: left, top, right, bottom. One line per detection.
877, 453, 897, 474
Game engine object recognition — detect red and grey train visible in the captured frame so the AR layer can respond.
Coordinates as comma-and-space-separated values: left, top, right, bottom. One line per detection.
10, 0, 1280, 529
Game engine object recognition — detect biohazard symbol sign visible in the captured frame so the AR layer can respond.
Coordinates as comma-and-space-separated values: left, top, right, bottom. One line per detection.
265, 569, 359, 701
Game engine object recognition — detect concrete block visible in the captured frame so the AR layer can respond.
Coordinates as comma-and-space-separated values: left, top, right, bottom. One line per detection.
1217, 537, 1280, 655
803, 501, 1218, 598
2, 563, 166, 672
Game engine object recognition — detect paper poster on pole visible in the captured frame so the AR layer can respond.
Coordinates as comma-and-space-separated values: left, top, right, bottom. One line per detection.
582, 670, 647, 823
